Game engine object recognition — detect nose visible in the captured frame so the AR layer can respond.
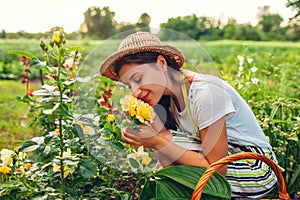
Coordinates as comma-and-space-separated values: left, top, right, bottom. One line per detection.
131, 84, 141, 98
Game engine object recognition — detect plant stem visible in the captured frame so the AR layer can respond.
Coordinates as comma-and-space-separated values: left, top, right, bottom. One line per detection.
39, 69, 44, 85
57, 46, 65, 200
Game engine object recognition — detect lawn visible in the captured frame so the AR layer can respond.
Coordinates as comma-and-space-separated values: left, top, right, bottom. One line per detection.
0, 80, 39, 149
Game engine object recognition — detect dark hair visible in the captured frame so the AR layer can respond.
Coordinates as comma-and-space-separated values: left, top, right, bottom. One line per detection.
114, 52, 179, 130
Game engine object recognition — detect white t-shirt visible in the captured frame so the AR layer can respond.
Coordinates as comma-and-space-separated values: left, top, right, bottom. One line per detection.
173, 74, 271, 148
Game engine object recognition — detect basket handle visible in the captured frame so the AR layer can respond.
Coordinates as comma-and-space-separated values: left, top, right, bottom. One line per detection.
191, 152, 291, 200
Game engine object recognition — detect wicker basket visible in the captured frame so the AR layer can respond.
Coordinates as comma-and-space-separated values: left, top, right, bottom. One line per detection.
191, 152, 291, 200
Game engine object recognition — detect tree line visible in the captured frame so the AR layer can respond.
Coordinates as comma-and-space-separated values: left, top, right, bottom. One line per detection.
2, 1, 300, 41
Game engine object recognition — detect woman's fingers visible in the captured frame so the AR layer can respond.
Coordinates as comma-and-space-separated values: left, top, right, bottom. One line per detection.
140, 125, 158, 138
122, 127, 141, 136
121, 128, 142, 147
121, 124, 163, 148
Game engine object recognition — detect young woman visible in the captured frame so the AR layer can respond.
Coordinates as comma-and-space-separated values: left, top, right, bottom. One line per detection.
100, 31, 278, 199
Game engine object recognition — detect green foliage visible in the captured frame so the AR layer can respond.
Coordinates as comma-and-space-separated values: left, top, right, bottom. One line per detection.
250, 97, 300, 195
79, 6, 152, 39
0, 31, 158, 199
218, 46, 300, 197
0, 36, 299, 199
140, 165, 231, 200
81, 6, 116, 39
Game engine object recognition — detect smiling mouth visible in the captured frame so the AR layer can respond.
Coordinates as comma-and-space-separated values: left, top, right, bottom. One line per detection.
140, 92, 150, 102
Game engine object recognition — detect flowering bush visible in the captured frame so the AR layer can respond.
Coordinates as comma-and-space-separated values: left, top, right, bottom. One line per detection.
1, 30, 234, 200
0, 30, 156, 199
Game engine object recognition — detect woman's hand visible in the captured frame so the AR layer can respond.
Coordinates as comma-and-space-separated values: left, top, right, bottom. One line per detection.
121, 113, 171, 148
121, 125, 171, 149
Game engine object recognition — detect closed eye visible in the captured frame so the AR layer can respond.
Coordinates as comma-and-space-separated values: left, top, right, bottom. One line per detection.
130, 72, 142, 84
133, 75, 142, 83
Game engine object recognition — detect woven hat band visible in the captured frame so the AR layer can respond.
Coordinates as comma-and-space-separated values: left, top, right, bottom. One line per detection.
118, 32, 161, 51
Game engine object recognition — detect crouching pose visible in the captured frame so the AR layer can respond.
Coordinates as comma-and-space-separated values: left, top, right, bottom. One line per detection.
100, 31, 278, 199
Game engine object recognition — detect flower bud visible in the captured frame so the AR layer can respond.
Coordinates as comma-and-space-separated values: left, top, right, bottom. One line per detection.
40, 38, 47, 51
53, 31, 61, 44
49, 40, 54, 48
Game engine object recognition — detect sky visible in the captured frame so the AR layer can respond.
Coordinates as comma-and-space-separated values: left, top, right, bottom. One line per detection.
0, 0, 296, 33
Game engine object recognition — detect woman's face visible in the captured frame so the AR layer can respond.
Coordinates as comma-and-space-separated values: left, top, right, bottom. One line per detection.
118, 62, 167, 105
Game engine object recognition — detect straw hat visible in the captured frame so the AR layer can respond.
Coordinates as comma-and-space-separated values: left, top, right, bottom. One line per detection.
99, 32, 185, 81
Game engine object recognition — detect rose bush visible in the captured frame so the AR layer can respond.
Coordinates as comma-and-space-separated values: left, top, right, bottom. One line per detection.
0, 30, 234, 200
0, 30, 157, 200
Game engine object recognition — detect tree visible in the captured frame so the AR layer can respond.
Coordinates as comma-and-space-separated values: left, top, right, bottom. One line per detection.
256, 5, 284, 40
235, 24, 263, 41
285, 0, 300, 40
80, 6, 116, 39
160, 14, 202, 40
160, 14, 222, 40
137, 13, 151, 31
287, 0, 300, 22
258, 14, 283, 33
223, 19, 238, 39
1, 29, 6, 39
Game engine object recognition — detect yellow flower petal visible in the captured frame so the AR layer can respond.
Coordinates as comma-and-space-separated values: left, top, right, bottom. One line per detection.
53, 31, 61, 44
136, 101, 155, 123
121, 95, 138, 112
141, 156, 152, 166
55, 129, 60, 136
53, 163, 60, 172
24, 163, 32, 171
107, 114, 115, 122
0, 165, 11, 174
0, 149, 14, 165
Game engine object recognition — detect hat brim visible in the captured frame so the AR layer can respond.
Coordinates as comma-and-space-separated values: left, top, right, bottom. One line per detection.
100, 44, 185, 81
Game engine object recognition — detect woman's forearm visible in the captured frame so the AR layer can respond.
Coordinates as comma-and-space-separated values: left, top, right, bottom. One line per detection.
154, 139, 210, 167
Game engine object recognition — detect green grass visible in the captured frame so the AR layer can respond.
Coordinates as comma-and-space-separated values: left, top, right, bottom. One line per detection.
0, 80, 39, 149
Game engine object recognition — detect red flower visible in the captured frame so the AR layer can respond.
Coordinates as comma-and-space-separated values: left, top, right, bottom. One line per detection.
104, 88, 113, 94
28, 88, 34, 96
67, 73, 74, 78
20, 74, 27, 79
71, 90, 78, 95
97, 98, 107, 106
45, 74, 55, 79
18, 56, 30, 67
24, 69, 31, 73
21, 78, 30, 84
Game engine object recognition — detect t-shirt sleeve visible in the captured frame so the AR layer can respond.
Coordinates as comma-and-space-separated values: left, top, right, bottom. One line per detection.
190, 81, 236, 130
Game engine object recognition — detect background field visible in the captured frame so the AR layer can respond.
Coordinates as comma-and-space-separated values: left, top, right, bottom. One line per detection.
0, 39, 299, 197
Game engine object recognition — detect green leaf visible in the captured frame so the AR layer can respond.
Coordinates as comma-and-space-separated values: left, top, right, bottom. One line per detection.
73, 123, 84, 139
32, 193, 48, 200
139, 178, 156, 200
8, 50, 35, 59
79, 160, 98, 179
288, 164, 300, 188
18, 141, 39, 152
129, 158, 140, 169
30, 58, 47, 69
144, 165, 231, 199
156, 177, 192, 199
104, 121, 113, 131
154, 165, 207, 189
